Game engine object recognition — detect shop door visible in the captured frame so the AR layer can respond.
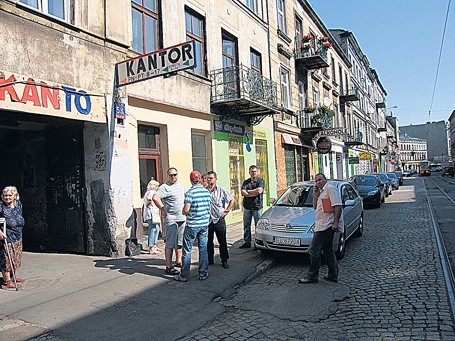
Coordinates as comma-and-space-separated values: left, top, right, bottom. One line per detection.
46, 127, 85, 253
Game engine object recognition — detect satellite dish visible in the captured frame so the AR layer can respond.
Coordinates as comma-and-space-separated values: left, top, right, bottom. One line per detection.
323, 97, 331, 106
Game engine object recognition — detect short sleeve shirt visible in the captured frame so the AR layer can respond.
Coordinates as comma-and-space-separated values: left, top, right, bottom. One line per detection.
241, 177, 265, 210
209, 185, 234, 223
314, 183, 343, 233
184, 185, 211, 228
155, 182, 186, 223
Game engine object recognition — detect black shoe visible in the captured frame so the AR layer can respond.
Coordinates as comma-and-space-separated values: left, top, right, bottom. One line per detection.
173, 262, 182, 268
239, 243, 251, 249
298, 277, 318, 284
324, 275, 338, 283
221, 260, 229, 269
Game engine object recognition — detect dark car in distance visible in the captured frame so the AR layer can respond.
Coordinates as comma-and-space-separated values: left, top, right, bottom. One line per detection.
351, 175, 385, 208
374, 173, 393, 197
442, 166, 454, 177
394, 171, 404, 186
387, 172, 400, 190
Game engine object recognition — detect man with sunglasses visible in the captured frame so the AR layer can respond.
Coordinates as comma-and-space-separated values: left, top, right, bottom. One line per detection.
153, 167, 186, 275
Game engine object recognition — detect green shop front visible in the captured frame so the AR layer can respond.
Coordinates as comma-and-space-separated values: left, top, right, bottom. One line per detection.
212, 119, 277, 224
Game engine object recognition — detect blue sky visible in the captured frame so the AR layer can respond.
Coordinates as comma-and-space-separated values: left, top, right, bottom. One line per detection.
308, 0, 454, 126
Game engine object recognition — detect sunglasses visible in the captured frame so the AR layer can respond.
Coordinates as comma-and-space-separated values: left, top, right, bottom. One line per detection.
169, 173, 178, 177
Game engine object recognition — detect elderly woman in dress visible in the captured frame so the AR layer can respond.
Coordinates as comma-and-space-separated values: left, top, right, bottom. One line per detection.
0, 186, 25, 290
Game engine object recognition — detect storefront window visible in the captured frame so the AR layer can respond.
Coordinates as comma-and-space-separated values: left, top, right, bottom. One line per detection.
285, 145, 296, 187
138, 125, 160, 196
255, 139, 268, 204
229, 136, 245, 212
191, 132, 208, 174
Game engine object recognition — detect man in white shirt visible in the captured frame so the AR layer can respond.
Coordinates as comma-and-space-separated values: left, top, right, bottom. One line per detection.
299, 173, 342, 284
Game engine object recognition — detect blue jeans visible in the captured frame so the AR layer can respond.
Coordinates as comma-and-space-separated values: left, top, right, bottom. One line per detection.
243, 208, 262, 246
180, 225, 209, 280
147, 220, 160, 247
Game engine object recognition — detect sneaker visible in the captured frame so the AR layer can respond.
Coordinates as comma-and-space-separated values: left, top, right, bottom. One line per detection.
174, 262, 182, 268
239, 243, 251, 249
173, 275, 188, 282
298, 277, 318, 284
199, 273, 209, 281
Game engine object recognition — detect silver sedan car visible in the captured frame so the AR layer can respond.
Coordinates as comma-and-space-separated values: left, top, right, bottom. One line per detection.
255, 180, 364, 259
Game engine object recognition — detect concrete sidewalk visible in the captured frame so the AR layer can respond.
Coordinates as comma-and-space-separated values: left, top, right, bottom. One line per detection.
0, 222, 275, 340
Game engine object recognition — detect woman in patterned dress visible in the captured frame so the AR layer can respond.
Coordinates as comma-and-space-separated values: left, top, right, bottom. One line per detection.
0, 186, 25, 290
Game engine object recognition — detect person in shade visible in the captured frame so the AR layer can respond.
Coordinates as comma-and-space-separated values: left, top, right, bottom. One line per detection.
206, 171, 234, 268
299, 173, 342, 284
239, 165, 265, 249
0, 186, 25, 290
174, 171, 211, 282
153, 168, 186, 276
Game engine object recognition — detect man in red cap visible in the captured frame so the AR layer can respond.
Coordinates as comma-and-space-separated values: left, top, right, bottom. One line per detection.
174, 171, 211, 281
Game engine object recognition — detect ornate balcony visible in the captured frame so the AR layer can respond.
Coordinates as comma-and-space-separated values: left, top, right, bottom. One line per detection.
210, 64, 280, 126
295, 34, 330, 71
340, 86, 360, 102
298, 107, 334, 140
344, 130, 364, 147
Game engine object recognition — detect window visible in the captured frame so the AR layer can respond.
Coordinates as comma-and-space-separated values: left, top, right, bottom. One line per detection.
250, 49, 262, 74
313, 88, 320, 107
228, 136, 245, 212
276, 0, 286, 33
20, 0, 72, 21
246, 0, 259, 14
138, 125, 161, 197
331, 57, 336, 83
280, 67, 291, 109
222, 31, 238, 98
132, 0, 160, 54
255, 139, 269, 205
294, 16, 302, 39
191, 132, 208, 174
185, 8, 206, 77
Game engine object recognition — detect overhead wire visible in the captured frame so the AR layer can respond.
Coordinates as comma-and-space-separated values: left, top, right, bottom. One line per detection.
428, 0, 452, 121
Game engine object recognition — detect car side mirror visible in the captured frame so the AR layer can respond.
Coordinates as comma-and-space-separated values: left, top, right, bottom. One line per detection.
343, 199, 356, 207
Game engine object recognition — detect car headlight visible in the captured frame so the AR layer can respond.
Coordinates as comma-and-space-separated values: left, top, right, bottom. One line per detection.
256, 218, 269, 230
367, 190, 378, 196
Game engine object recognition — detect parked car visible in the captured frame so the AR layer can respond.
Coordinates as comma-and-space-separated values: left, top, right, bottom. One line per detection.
394, 171, 404, 186
254, 180, 364, 260
387, 172, 400, 190
403, 170, 412, 177
374, 173, 392, 196
442, 166, 454, 177
351, 175, 385, 208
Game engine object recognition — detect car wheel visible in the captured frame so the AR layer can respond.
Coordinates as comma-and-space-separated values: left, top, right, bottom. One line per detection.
335, 232, 346, 260
354, 215, 364, 237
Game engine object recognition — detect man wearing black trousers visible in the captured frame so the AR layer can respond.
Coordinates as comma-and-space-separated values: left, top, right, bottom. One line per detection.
206, 171, 235, 268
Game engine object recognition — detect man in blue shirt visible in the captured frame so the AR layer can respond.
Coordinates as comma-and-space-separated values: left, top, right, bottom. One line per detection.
174, 171, 211, 282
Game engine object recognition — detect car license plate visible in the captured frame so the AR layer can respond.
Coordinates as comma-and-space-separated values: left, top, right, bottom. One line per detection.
273, 237, 300, 246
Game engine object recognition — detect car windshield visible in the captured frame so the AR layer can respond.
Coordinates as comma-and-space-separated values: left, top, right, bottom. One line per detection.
376, 174, 388, 182
354, 176, 377, 186
387, 173, 398, 179
275, 185, 314, 207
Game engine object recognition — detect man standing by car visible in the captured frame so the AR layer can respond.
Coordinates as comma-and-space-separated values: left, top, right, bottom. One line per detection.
299, 173, 342, 284
153, 167, 186, 276
206, 171, 235, 268
240, 165, 265, 249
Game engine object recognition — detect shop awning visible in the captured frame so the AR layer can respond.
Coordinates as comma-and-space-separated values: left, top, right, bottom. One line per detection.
282, 133, 314, 148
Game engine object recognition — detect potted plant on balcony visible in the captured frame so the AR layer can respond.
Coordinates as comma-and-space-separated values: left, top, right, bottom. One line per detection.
303, 106, 316, 113
311, 106, 335, 128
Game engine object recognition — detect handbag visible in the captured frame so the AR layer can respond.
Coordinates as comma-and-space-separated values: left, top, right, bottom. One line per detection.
125, 238, 141, 256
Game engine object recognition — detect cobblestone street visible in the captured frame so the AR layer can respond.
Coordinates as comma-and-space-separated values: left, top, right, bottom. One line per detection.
182, 177, 455, 340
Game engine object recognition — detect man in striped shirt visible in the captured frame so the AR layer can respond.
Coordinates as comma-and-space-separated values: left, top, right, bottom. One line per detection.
174, 171, 211, 282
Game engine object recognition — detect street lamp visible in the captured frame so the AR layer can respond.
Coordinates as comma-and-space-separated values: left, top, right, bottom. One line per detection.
386, 105, 398, 116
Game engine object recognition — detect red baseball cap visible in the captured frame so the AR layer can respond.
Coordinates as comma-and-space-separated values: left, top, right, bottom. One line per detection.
190, 171, 202, 180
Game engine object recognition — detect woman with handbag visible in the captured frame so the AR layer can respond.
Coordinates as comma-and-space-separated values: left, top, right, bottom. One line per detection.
0, 186, 25, 290
143, 180, 161, 254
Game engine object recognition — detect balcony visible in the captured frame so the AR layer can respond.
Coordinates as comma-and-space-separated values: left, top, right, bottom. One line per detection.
376, 101, 386, 109
377, 126, 387, 132
298, 107, 334, 140
295, 34, 331, 71
344, 130, 364, 147
210, 64, 280, 125
340, 86, 360, 102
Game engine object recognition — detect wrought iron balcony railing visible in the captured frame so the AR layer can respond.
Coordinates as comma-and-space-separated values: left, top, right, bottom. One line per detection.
210, 64, 279, 121
340, 86, 360, 102
298, 109, 333, 130
295, 34, 330, 70
344, 130, 364, 147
